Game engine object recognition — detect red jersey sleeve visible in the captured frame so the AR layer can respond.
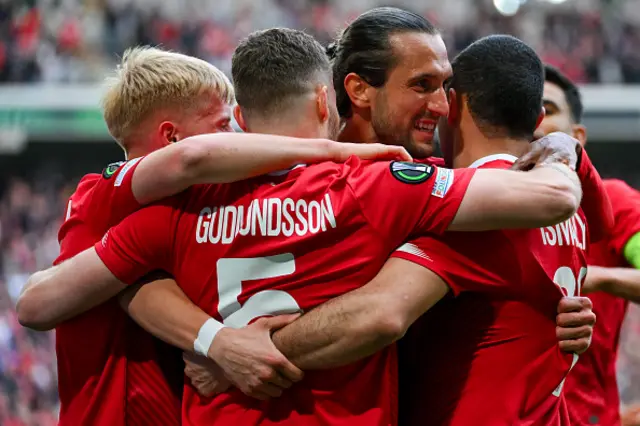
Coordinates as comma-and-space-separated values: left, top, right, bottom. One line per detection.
603, 179, 640, 256
390, 236, 504, 296
347, 160, 476, 248
577, 149, 614, 243
94, 201, 174, 286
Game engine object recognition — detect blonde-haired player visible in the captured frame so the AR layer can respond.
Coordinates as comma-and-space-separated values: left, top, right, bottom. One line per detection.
32, 46, 409, 426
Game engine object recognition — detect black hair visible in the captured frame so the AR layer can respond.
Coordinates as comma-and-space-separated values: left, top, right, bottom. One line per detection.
544, 64, 583, 123
450, 35, 544, 140
232, 28, 331, 119
329, 7, 438, 117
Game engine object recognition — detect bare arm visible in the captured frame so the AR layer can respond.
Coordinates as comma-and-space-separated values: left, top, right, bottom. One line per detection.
17, 248, 125, 330
583, 266, 640, 304
448, 164, 581, 232
132, 134, 411, 204
271, 258, 449, 369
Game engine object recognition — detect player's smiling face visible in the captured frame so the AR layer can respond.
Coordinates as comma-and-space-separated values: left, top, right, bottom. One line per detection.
535, 82, 573, 138
173, 95, 234, 142
370, 32, 451, 159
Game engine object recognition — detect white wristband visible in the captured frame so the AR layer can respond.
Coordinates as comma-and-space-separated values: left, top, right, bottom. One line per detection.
193, 318, 226, 357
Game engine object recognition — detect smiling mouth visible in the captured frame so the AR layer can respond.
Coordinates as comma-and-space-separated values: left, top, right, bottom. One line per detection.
415, 121, 436, 132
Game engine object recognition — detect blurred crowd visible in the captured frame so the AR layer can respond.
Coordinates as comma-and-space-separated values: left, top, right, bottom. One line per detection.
2, 0, 640, 84
0, 173, 74, 425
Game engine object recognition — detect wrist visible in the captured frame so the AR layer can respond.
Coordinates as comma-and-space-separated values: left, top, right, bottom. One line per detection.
194, 318, 226, 358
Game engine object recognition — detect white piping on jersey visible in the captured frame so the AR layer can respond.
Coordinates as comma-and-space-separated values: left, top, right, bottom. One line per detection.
267, 164, 306, 176
396, 243, 432, 261
468, 154, 518, 169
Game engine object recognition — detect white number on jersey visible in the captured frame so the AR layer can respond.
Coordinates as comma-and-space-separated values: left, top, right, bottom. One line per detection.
552, 266, 587, 397
217, 254, 302, 328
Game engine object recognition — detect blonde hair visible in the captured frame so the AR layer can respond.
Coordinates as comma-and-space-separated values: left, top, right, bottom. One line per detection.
102, 46, 235, 145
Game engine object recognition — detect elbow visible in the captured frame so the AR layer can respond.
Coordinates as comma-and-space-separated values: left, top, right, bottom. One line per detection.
366, 312, 411, 345
176, 139, 209, 181
544, 183, 581, 225
16, 278, 55, 331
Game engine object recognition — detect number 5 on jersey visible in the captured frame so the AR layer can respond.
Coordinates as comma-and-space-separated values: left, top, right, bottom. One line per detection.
217, 254, 303, 328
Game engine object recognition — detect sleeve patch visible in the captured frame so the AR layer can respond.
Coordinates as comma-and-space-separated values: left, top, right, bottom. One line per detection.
102, 161, 125, 179
114, 157, 142, 187
431, 168, 454, 198
390, 161, 434, 184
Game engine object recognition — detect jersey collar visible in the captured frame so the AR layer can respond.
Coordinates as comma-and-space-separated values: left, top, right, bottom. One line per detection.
468, 154, 518, 169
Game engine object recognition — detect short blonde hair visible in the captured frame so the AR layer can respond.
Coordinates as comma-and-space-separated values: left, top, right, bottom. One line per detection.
102, 46, 235, 145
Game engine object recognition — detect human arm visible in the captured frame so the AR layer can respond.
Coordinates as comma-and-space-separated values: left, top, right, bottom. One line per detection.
582, 265, 640, 304
270, 257, 449, 369
132, 133, 411, 204
120, 280, 304, 399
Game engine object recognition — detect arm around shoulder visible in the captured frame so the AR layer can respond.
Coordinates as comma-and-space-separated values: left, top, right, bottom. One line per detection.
448, 164, 581, 232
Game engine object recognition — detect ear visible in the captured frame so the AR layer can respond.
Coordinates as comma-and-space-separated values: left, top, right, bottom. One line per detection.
572, 124, 587, 147
344, 72, 372, 110
447, 88, 459, 126
316, 85, 330, 124
234, 105, 248, 132
159, 121, 177, 144
535, 106, 546, 130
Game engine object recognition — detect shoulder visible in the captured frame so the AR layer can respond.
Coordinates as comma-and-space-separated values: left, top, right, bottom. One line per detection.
603, 178, 638, 195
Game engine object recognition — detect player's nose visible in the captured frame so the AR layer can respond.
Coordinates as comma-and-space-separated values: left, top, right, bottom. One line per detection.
427, 87, 449, 118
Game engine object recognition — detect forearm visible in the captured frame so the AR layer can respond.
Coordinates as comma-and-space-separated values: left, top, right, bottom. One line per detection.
17, 248, 126, 330
119, 277, 211, 352
449, 165, 581, 232
132, 134, 337, 204
587, 267, 640, 304
272, 259, 447, 369
271, 292, 397, 370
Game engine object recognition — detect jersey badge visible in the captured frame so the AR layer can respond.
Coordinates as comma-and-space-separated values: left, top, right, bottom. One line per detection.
390, 161, 434, 184
102, 161, 125, 179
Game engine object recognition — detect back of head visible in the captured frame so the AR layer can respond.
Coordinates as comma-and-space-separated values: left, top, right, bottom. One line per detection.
232, 28, 331, 123
544, 65, 583, 123
450, 35, 543, 140
102, 46, 234, 149
329, 7, 438, 117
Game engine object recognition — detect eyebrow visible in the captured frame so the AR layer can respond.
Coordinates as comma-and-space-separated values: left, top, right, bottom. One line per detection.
408, 73, 441, 84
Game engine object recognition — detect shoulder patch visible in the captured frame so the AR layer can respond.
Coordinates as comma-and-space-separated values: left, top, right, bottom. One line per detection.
102, 161, 125, 179
390, 161, 434, 184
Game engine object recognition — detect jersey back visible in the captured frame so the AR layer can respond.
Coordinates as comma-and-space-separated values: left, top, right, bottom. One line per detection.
394, 155, 588, 426
96, 158, 476, 426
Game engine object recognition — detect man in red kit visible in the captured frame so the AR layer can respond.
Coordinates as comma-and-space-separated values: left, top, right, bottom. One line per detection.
535, 65, 640, 426
18, 29, 591, 426
17, 45, 413, 426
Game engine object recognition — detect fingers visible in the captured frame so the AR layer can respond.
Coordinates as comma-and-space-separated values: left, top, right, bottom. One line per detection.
275, 357, 304, 383
556, 309, 596, 328
258, 313, 302, 331
557, 335, 591, 355
557, 296, 593, 314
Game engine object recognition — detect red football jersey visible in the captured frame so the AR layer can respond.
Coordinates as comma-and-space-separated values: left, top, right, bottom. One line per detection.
94, 158, 475, 426
393, 154, 591, 426
564, 179, 640, 426
55, 158, 182, 426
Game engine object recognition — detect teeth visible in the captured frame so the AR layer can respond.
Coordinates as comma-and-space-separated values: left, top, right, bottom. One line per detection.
415, 123, 435, 131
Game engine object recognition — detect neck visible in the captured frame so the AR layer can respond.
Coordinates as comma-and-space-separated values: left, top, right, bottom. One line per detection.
454, 128, 530, 168
248, 123, 323, 140
338, 113, 378, 144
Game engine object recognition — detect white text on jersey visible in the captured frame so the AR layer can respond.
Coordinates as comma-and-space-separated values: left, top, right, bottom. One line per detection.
540, 213, 586, 250
195, 194, 337, 244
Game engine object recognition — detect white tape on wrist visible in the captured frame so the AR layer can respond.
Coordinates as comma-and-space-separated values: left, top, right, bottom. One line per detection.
193, 318, 226, 357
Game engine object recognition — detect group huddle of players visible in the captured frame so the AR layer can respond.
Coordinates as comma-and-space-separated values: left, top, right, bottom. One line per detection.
14, 6, 640, 426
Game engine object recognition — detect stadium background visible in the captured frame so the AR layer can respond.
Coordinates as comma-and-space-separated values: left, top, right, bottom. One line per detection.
1, 0, 640, 424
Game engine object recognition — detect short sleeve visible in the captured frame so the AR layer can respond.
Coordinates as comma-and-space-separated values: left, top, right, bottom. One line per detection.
95, 201, 174, 285
390, 235, 506, 296
90, 157, 146, 228
604, 179, 640, 256
347, 160, 476, 249
577, 149, 614, 243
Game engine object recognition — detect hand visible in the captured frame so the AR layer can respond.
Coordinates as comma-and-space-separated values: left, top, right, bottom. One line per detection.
582, 266, 611, 295
555, 296, 596, 355
183, 352, 231, 397
208, 314, 304, 400
333, 142, 412, 163
512, 132, 582, 171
